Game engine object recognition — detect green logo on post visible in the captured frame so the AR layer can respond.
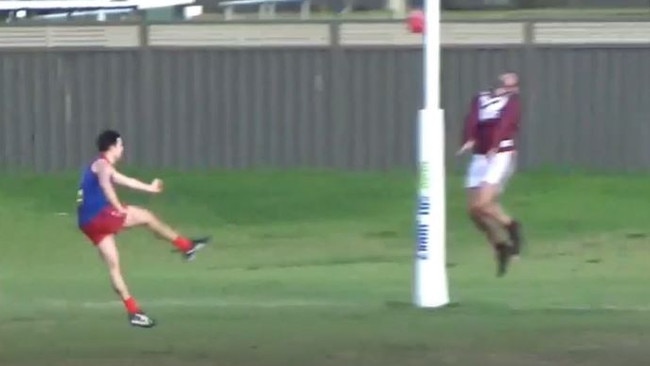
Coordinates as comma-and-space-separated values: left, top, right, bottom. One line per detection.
419, 162, 430, 190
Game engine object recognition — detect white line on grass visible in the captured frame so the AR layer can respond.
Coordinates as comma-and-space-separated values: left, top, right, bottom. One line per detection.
39, 298, 363, 310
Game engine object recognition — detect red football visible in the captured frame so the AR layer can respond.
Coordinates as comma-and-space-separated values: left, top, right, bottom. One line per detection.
407, 9, 425, 34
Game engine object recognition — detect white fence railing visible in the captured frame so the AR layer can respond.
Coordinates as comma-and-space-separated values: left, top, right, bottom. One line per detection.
218, 0, 311, 20
0, 21, 645, 48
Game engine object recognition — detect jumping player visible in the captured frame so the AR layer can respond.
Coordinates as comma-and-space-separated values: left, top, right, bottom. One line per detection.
457, 72, 524, 277
77, 130, 210, 328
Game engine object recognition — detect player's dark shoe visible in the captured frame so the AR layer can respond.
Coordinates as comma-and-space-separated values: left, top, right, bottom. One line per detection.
129, 312, 156, 328
184, 236, 210, 261
506, 220, 523, 257
495, 242, 513, 277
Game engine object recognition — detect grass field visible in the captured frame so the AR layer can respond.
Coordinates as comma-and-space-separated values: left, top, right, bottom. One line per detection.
1, 170, 650, 365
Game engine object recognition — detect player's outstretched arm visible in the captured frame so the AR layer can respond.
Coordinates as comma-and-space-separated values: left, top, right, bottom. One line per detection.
456, 140, 475, 156
459, 95, 479, 150
111, 171, 162, 194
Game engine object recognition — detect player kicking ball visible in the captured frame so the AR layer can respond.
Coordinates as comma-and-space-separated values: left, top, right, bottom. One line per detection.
76, 130, 210, 328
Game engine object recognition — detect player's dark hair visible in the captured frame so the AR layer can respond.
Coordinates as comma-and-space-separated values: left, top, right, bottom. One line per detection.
96, 130, 121, 152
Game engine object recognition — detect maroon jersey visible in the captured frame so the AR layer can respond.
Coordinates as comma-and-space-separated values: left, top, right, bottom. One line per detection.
461, 90, 521, 155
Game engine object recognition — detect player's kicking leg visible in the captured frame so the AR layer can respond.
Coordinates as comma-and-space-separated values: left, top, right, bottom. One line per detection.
123, 205, 210, 260
96, 235, 156, 328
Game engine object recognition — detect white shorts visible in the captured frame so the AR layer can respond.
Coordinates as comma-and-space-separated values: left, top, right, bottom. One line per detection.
465, 151, 516, 191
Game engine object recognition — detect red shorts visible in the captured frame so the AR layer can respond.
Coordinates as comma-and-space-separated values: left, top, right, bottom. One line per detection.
80, 206, 127, 245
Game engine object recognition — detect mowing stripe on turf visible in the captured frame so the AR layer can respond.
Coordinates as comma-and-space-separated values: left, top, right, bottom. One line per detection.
12, 299, 650, 312
508, 304, 650, 313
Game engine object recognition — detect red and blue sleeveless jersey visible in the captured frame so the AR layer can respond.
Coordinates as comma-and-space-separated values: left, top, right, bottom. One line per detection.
77, 158, 110, 227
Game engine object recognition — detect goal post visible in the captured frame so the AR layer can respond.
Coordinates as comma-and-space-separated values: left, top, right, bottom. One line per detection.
413, 0, 450, 309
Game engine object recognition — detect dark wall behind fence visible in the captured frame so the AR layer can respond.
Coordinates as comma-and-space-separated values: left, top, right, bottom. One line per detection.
0, 21, 648, 173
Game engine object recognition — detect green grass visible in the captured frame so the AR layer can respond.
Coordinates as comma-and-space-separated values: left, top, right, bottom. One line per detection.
1, 170, 650, 365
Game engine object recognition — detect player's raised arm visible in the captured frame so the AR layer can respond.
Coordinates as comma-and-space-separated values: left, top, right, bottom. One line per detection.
96, 159, 126, 213
111, 171, 163, 194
